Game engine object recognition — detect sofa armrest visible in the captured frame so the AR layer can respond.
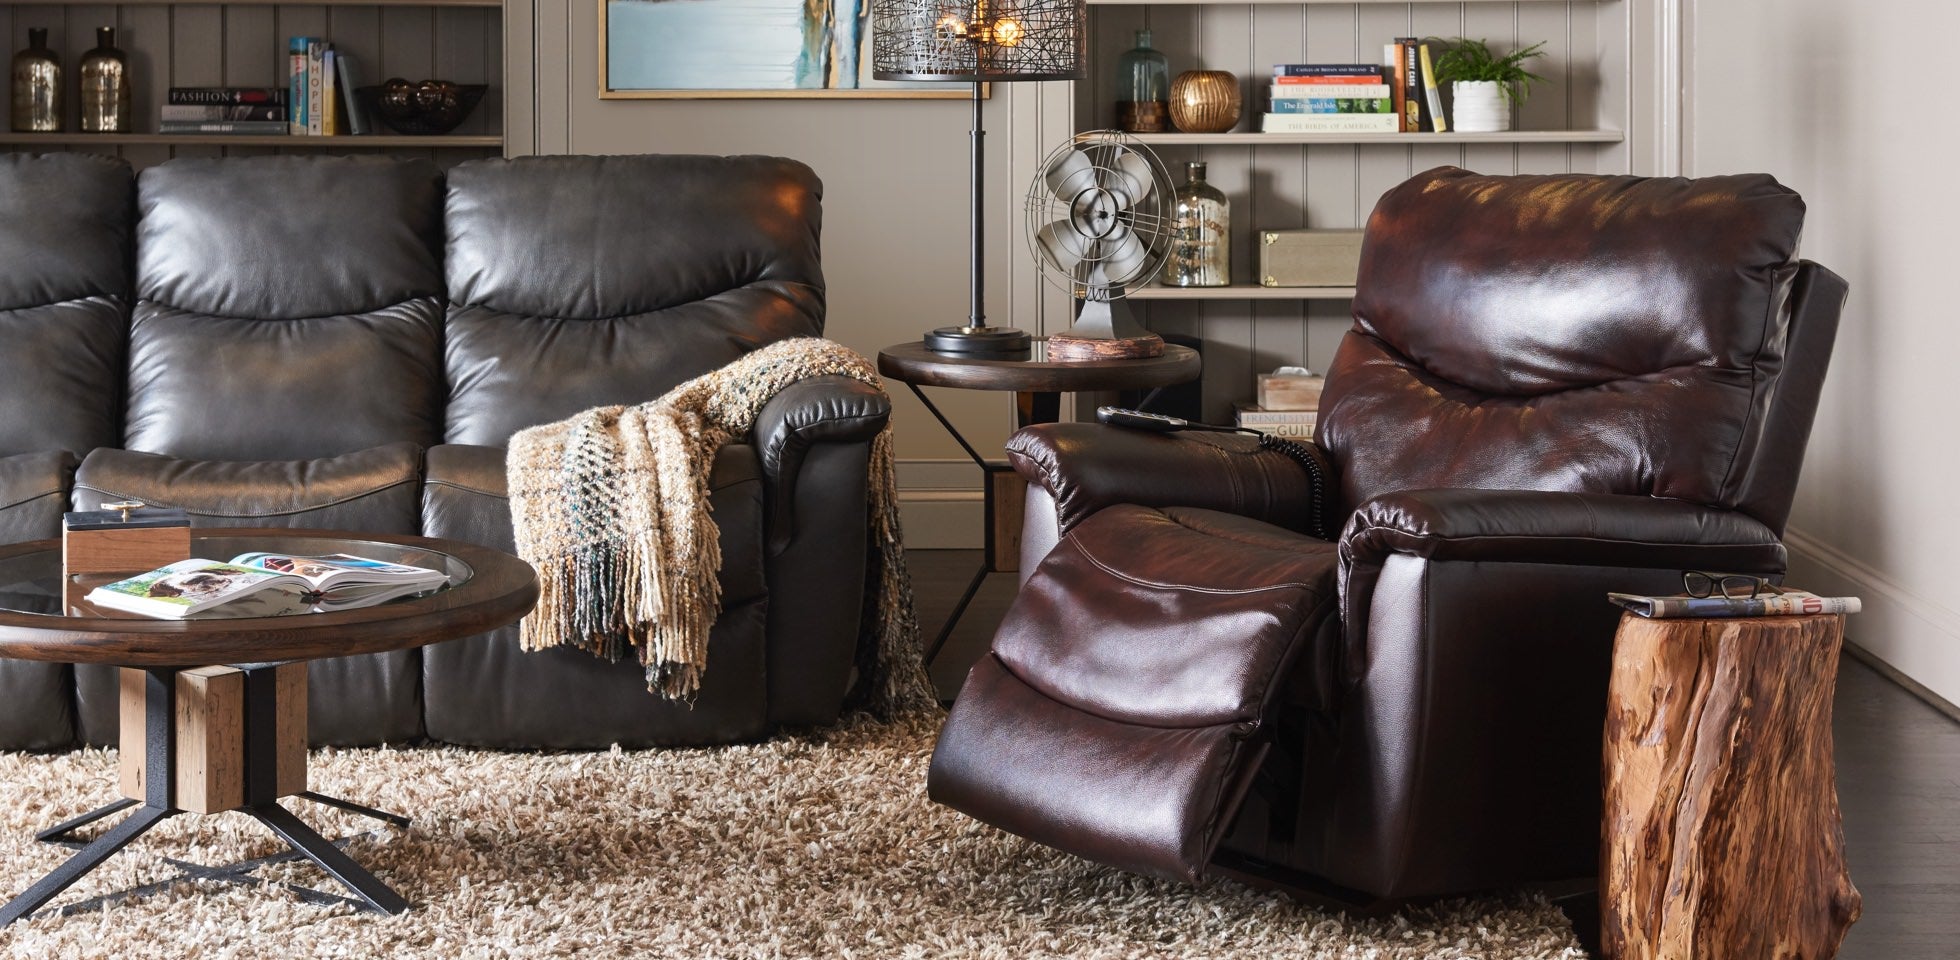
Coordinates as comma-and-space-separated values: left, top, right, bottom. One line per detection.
751, 375, 891, 552
1006, 422, 1333, 539
1337, 488, 1788, 635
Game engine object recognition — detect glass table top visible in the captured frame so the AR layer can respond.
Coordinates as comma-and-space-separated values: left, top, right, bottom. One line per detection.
0, 534, 473, 621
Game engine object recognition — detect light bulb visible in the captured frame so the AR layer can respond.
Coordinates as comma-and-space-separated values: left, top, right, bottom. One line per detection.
991, 17, 1024, 46
934, 14, 968, 39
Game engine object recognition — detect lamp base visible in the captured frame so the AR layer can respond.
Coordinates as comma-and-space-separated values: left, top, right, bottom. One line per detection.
923, 325, 1032, 356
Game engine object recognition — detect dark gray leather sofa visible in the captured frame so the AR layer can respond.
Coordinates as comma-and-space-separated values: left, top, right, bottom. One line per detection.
0, 152, 889, 750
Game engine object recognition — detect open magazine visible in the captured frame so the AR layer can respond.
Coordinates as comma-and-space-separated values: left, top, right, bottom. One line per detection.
86, 552, 448, 619
1608, 590, 1862, 619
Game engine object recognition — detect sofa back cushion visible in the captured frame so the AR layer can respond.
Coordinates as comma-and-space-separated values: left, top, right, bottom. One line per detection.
441, 154, 825, 446
0, 153, 133, 457
125, 156, 447, 460
1320, 167, 1806, 517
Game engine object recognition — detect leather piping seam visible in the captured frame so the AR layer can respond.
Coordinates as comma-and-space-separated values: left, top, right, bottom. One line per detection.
0, 488, 65, 513
0, 291, 124, 316
1162, 510, 1333, 553
76, 476, 421, 519
423, 478, 506, 500
990, 653, 1252, 732
453, 279, 821, 325
1357, 329, 1751, 401
133, 294, 443, 324
1347, 527, 1783, 555
1071, 535, 1323, 596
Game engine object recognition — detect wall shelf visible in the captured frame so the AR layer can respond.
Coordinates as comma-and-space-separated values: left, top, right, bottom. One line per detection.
1131, 130, 1625, 146
0, 132, 502, 148
1130, 284, 1355, 301
2, 0, 501, 5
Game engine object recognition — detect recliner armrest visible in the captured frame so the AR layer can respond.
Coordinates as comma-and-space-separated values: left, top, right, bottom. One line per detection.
1007, 423, 1331, 538
1338, 488, 1788, 628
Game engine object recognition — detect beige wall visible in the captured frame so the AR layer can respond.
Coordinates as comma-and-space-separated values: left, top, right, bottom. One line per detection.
528, 0, 1032, 470
1689, 0, 1960, 706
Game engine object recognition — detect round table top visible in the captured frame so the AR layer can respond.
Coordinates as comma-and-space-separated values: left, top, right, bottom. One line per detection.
878, 340, 1202, 393
0, 530, 538, 667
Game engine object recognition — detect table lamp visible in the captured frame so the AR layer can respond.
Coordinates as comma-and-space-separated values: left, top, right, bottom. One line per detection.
872, 0, 1088, 355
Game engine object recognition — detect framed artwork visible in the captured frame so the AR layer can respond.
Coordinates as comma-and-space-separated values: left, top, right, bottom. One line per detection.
599, 0, 975, 99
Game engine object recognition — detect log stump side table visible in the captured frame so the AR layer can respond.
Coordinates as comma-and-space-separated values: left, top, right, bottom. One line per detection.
1601, 612, 1863, 959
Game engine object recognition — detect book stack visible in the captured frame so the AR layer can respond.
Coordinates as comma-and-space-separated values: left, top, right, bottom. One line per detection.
285, 37, 369, 136
161, 87, 288, 136
1262, 41, 1448, 135
1262, 64, 1397, 134
1234, 370, 1324, 438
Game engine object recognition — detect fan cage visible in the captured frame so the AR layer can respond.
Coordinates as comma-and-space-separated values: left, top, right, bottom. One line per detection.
871, 0, 1088, 82
1023, 130, 1176, 297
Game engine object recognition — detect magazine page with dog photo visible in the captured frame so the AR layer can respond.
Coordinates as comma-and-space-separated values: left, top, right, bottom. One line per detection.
85, 560, 316, 619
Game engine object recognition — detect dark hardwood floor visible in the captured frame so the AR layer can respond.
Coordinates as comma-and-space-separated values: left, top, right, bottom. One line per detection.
908, 549, 1960, 959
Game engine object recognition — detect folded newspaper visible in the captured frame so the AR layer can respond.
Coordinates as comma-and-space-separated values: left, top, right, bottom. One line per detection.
1608, 590, 1862, 619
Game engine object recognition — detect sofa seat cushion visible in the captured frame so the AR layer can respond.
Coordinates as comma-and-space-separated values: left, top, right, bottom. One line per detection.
69, 441, 427, 746
420, 442, 771, 747
930, 504, 1338, 883
72, 441, 423, 532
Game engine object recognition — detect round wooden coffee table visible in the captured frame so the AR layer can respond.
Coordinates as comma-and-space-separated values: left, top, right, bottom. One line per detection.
0, 529, 537, 925
878, 340, 1201, 662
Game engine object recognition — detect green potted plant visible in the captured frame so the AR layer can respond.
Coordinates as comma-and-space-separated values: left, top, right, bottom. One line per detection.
1431, 38, 1546, 133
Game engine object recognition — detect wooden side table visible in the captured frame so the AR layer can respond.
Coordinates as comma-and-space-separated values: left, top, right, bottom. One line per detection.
1601, 612, 1863, 959
877, 340, 1201, 662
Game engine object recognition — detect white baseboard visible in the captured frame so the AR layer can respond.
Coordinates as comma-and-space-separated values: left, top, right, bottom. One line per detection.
896, 459, 982, 549
1785, 525, 1960, 720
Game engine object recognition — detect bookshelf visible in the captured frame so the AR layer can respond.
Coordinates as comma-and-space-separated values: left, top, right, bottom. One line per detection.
0, 0, 506, 164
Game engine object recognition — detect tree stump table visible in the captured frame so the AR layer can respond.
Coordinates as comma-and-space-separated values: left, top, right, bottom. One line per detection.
1601, 612, 1862, 959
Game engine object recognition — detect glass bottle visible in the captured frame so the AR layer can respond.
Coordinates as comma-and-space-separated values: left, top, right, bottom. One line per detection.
10, 28, 60, 133
79, 26, 130, 134
1115, 29, 1169, 133
1164, 161, 1229, 287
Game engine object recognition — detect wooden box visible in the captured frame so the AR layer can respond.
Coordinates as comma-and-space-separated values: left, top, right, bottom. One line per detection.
1256, 373, 1325, 412
120, 663, 307, 813
1258, 229, 1365, 288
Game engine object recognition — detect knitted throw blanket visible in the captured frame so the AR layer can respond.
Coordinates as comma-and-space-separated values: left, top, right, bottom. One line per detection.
505, 338, 935, 716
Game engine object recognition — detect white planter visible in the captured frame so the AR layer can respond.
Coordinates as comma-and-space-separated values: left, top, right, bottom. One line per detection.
1451, 80, 1511, 133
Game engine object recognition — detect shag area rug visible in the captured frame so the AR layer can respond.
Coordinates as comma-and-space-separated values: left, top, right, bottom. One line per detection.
0, 718, 1583, 959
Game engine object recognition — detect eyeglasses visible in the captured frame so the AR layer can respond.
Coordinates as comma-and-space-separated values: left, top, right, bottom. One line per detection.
1682, 570, 1772, 599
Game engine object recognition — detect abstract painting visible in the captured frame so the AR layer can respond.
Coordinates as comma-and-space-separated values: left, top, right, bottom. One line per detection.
601, 0, 967, 98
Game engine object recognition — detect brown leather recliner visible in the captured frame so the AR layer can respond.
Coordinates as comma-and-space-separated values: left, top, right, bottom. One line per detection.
927, 166, 1846, 902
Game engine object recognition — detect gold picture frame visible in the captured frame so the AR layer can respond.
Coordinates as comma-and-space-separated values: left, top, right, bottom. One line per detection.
597, 0, 985, 100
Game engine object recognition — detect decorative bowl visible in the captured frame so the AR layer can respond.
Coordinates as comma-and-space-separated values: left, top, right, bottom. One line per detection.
1169, 70, 1242, 134
357, 80, 488, 136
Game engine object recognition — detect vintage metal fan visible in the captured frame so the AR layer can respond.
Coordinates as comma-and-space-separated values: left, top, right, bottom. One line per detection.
1025, 130, 1175, 360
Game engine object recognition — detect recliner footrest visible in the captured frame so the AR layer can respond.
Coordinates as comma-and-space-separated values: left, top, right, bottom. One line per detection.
928, 504, 1338, 882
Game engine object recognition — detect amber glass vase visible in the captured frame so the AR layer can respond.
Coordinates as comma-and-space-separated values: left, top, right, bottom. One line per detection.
10, 28, 59, 132
79, 27, 130, 133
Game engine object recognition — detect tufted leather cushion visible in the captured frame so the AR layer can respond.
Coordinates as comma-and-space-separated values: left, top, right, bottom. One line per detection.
0, 154, 132, 457
126, 156, 446, 460
1323, 166, 1806, 515
441, 155, 826, 446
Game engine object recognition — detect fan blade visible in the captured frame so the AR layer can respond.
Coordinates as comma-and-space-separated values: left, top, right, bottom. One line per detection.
1101, 228, 1149, 284
1101, 150, 1155, 209
1045, 149, 1097, 201
1036, 221, 1092, 271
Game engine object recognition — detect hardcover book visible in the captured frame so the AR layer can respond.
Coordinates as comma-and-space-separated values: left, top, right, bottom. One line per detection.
167, 87, 287, 106
1261, 113, 1400, 134
160, 104, 287, 121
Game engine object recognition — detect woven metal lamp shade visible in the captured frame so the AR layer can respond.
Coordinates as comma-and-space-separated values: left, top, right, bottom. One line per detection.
872, 0, 1087, 82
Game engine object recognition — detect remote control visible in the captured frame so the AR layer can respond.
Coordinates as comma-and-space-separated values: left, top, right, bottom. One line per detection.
1096, 407, 1191, 432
